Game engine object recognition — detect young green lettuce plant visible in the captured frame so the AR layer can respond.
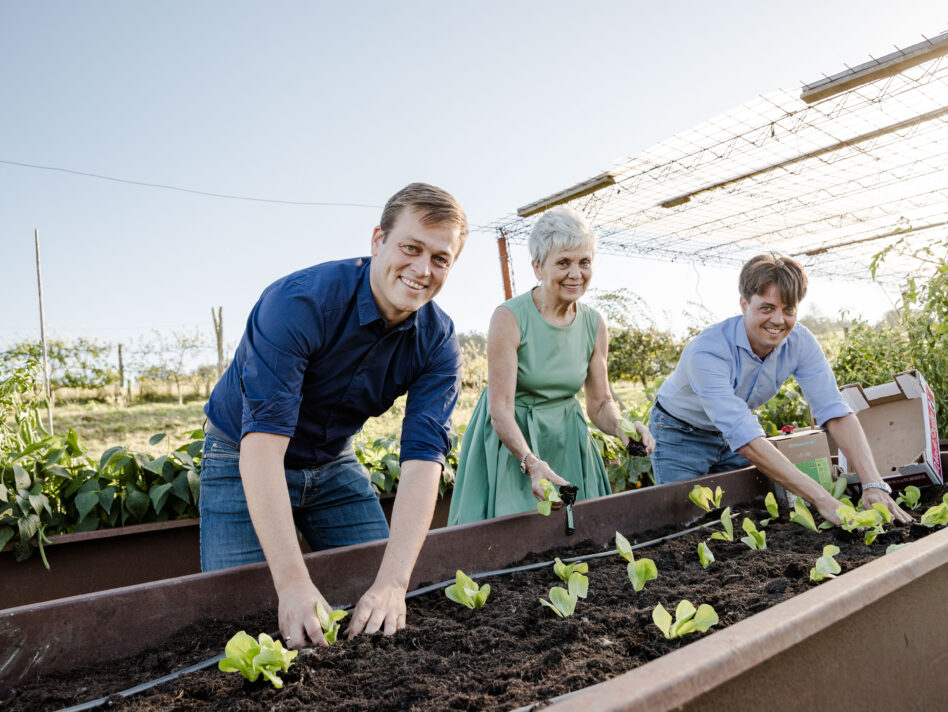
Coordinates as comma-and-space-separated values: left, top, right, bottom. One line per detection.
920, 494, 948, 528
837, 502, 890, 544
688, 484, 723, 512
219, 632, 298, 689
809, 544, 842, 582
759, 492, 780, 526
445, 570, 490, 609
709, 506, 734, 542
740, 518, 766, 550
895, 485, 921, 511
536, 478, 562, 516
553, 557, 589, 597
539, 572, 586, 617
652, 600, 719, 639
315, 602, 348, 645
615, 531, 658, 592
789, 499, 833, 533
697, 541, 715, 568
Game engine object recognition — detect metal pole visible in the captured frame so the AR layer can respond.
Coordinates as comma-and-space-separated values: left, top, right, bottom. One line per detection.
496, 228, 514, 300
34, 229, 53, 434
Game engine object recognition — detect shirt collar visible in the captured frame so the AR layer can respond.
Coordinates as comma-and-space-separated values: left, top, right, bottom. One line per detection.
735, 315, 787, 363
356, 257, 418, 332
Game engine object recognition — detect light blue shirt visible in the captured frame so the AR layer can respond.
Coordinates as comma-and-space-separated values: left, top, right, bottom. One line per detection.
656, 316, 851, 451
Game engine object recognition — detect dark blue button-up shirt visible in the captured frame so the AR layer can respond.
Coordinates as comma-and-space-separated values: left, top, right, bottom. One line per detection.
204, 257, 461, 469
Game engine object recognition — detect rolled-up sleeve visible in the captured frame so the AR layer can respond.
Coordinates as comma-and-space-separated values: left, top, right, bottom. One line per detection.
399, 329, 462, 466
239, 281, 323, 439
685, 346, 765, 451
793, 330, 852, 425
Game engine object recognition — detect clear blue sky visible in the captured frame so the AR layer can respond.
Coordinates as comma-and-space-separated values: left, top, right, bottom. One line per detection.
2, 1, 946, 360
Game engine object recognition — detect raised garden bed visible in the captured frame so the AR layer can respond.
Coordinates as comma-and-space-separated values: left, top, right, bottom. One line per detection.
3, 460, 947, 711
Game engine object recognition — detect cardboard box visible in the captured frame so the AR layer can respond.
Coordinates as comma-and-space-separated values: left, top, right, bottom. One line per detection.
768, 427, 834, 486
838, 370, 943, 489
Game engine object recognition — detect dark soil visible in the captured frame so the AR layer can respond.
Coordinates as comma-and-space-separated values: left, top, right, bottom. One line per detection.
7, 486, 946, 712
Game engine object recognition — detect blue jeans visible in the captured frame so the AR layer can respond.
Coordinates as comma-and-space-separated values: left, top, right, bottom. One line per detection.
199, 432, 390, 571
648, 405, 750, 485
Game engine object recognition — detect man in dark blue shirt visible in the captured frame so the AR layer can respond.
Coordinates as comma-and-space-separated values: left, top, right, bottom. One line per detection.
201, 183, 467, 649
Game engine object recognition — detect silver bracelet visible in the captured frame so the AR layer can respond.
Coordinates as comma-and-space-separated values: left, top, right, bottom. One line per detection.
862, 481, 892, 495
520, 451, 532, 474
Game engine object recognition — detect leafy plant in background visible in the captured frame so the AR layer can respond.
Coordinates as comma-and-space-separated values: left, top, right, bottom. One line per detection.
445, 570, 490, 609
710, 507, 735, 542
652, 600, 719, 640
218, 631, 298, 689
616, 531, 658, 591
740, 518, 767, 550
688, 484, 723, 513
536, 478, 563, 516
588, 415, 653, 493
315, 602, 348, 645
810, 545, 842, 582
539, 571, 586, 617
356, 429, 461, 498
920, 494, 948, 528
760, 492, 780, 526
757, 378, 812, 436
896, 485, 922, 511
697, 541, 715, 568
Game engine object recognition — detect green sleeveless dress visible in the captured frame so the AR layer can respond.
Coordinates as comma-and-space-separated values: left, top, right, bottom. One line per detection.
448, 290, 612, 525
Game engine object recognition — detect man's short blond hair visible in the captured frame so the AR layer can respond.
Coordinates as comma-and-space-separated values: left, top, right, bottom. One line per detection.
739, 253, 808, 307
379, 183, 469, 250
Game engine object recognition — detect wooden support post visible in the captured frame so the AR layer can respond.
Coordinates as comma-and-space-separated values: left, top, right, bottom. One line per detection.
211, 307, 224, 379
496, 229, 514, 300
33, 229, 53, 434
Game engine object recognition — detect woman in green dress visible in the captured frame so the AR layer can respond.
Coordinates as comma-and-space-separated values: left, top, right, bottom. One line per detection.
448, 205, 654, 525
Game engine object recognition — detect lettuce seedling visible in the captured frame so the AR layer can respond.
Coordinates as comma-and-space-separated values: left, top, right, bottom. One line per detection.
895, 485, 921, 511
920, 494, 948, 527
740, 518, 766, 550
709, 506, 734, 541
837, 502, 888, 544
697, 541, 714, 568
536, 478, 562, 516
539, 572, 585, 617
553, 558, 589, 598
760, 492, 779, 526
315, 602, 348, 645
219, 631, 298, 689
689, 484, 723, 512
809, 544, 841, 582
652, 600, 719, 639
445, 570, 490, 609
789, 499, 828, 533
616, 531, 657, 592
553, 557, 588, 582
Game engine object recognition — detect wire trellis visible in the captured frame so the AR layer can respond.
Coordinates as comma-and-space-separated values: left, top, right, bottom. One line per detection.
493, 32, 948, 286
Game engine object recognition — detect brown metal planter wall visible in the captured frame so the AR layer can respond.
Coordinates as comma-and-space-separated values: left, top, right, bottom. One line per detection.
2, 456, 946, 709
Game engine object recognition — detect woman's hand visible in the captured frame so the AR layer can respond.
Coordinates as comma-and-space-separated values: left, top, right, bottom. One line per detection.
635, 421, 656, 455
525, 457, 571, 504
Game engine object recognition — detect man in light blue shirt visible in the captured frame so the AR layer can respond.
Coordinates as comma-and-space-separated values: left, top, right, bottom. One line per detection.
650, 254, 909, 525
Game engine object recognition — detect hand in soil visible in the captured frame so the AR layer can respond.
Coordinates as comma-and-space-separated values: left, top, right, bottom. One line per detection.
345, 579, 407, 639
278, 579, 330, 649
860, 488, 913, 524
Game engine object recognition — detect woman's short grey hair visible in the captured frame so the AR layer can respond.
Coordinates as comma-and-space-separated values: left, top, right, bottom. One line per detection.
528, 205, 597, 267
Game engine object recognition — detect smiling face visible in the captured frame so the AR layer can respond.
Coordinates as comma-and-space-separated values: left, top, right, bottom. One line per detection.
533, 245, 593, 305
740, 282, 797, 359
369, 206, 462, 326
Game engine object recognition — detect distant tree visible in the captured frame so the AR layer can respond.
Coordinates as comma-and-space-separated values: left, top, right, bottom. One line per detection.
0, 337, 117, 392
457, 331, 487, 392
133, 329, 207, 405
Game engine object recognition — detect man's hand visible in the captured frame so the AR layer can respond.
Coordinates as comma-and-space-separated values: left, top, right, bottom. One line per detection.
278, 578, 331, 649
860, 487, 913, 524
345, 580, 408, 639
813, 494, 844, 527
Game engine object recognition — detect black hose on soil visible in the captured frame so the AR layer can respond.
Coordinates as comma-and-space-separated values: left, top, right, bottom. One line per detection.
52, 514, 732, 712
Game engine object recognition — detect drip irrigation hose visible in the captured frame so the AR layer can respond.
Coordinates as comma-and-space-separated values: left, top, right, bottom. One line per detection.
52, 513, 734, 712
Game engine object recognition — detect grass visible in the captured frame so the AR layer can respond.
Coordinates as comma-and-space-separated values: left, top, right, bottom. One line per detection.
49, 382, 651, 462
